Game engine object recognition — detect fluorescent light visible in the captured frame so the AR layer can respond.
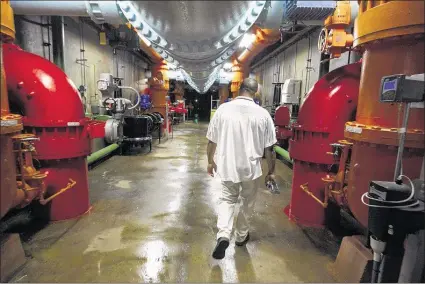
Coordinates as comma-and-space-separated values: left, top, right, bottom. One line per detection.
239, 33, 256, 49
237, 49, 249, 62
136, 30, 151, 47
167, 62, 176, 69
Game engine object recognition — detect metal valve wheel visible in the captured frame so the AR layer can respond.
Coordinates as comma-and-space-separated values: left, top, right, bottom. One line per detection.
318, 28, 329, 54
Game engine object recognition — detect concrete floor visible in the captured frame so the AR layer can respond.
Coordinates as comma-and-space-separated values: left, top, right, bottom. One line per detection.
11, 123, 339, 283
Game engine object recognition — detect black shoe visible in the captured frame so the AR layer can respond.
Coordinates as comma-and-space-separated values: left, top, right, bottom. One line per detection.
212, 238, 230, 259
235, 233, 250, 246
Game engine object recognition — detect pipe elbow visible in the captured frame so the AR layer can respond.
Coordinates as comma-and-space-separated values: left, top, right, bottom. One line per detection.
3, 43, 84, 127
297, 62, 362, 133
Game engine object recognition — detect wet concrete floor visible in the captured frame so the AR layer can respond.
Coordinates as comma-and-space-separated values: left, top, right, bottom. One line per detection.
11, 123, 339, 282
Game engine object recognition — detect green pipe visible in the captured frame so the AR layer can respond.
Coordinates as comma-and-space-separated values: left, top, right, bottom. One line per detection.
274, 145, 293, 164
92, 115, 112, 121
87, 143, 119, 165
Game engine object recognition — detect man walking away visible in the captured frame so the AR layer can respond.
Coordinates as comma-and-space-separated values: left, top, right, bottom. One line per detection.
206, 78, 277, 259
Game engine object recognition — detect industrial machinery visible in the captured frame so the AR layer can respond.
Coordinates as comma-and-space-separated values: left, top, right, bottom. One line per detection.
0, 0, 46, 220
274, 79, 301, 148
280, 79, 301, 118
3, 43, 105, 221
365, 73, 424, 283
286, 0, 424, 228
318, 0, 353, 58
285, 61, 361, 226
274, 105, 292, 148
138, 88, 153, 111
97, 73, 163, 152
285, 0, 424, 281
1, 0, 105, 223
169, 100, 187, 125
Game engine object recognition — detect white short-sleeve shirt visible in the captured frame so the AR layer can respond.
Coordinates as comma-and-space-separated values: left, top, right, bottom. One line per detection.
206, 96, 277, 183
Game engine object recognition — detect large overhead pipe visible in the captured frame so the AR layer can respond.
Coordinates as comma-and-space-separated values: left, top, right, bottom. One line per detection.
10, 1, 123, 25
231, 26, 280, 94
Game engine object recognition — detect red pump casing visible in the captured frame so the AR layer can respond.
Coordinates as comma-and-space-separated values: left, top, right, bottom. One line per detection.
274, 105, 292, 145
285, 62, 361, 227
3, 44, 102, 221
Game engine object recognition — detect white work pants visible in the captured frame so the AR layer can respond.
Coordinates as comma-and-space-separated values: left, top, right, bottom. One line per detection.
217, 178, 260, 242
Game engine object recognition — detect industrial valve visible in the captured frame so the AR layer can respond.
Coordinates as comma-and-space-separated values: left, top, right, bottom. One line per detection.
12, 134, 48, 208
97, 73, 142, 144
318, 1, 353, 58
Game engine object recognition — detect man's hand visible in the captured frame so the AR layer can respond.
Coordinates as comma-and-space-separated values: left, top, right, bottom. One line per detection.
207, 140, 217, 177
264, 146, 276, 185
265, 173, 276, 184
207, 162, 217, 177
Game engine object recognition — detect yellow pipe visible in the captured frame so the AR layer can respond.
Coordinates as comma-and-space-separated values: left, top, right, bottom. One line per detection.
0, 0, 15, 40
231, 26, 280, 92
39, 179, 76, 205
300, 183, 328, 208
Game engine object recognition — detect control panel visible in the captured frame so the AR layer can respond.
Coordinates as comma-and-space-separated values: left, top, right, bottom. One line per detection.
380, 74, 424, 103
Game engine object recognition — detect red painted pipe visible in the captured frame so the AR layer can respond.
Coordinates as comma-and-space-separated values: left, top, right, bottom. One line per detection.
285, 62, 361, 227
3, 43, 92, 221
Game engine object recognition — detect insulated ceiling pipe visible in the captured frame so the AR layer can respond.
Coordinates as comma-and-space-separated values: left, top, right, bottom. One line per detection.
10, 1, 123, 26
3, 43, 98, 221
230, 26, 280, 95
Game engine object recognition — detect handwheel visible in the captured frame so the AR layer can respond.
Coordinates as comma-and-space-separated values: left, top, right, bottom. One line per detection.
318, 28, 329, 53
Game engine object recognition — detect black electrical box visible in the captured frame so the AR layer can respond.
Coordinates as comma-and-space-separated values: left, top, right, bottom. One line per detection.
380, 74, 424, 103
369, 181, 412, 202
368, 180, 424, 241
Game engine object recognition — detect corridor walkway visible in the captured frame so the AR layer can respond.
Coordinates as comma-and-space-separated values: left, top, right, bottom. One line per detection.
11, 123, 337, 283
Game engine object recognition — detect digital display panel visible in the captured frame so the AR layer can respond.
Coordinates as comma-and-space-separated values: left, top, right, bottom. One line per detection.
383, 80, 396, 92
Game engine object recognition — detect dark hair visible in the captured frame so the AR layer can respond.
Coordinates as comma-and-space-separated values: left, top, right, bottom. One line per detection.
239, 78, 258, 96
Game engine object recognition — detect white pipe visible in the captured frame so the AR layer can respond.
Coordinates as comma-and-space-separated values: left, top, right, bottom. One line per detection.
118, 86, 140, 110
10, 0, 123, 26
10, 1, 88, 16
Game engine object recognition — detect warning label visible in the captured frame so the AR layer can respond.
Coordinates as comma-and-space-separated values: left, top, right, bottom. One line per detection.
345, 125, 362, 134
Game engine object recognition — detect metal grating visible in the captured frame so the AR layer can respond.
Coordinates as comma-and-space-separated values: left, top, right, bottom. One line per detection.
282, 0, 335, 21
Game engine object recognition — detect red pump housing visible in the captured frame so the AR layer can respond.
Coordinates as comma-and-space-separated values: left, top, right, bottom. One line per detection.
3, 44, 102, 221
285, 62, 361, 227
274, 105, 292, 146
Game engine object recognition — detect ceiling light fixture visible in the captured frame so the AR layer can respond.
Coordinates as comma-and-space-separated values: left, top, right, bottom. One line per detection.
223, 62, 233, 70
237, 48, 249, 62
136, 30, 151, 47
239, 33, 256, 49
167, 62, 177, 69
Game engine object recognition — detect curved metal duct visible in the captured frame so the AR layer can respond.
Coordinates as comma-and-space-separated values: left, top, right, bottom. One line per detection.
118, 0, 269, 93
11, 0, 274, 93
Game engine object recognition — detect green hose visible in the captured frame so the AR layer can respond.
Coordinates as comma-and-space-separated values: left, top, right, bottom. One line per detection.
87, 143, 119, 165
274, 145, 293, 164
